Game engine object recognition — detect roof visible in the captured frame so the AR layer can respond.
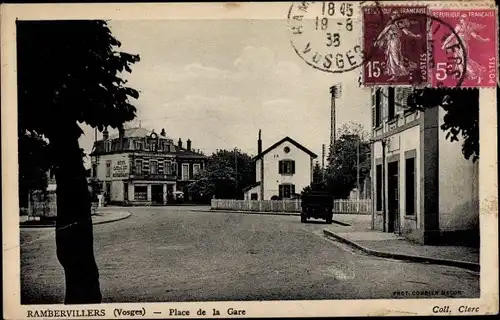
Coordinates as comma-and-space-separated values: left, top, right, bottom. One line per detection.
253, 136, 318, 160
174, 145, 207, 159
242, 182, 261, 192
109, 127, 170, 140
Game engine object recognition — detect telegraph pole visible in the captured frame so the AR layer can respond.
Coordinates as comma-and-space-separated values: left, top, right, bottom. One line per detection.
356, 137, 360, 200
234, 147, 238, 199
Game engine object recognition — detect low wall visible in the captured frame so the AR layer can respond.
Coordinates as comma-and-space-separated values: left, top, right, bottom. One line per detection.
211, 199, 371, 214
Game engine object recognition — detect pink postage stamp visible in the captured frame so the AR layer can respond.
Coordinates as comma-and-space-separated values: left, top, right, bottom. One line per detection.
430, 9, 498, 88
362, 6, 429, 86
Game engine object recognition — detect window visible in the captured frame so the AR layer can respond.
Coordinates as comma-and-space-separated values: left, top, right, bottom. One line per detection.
388, 87, 395, 120
284, 146, 290, 153
375, 88, 381, 127
151, 141, 157, 152
134, 141, 143, 150
376, 164, 382, 211
165, 160, 173, 175
105, 161, 111, 177
92, 163, 97, 178
105, 141, 111, 152
135, 160, 143, 175
251, 193, 258, 200
134, 186, 148, 201
193, 163, 201, 177
279, 160, 295, 175
279, 184, 295, 199
181, 164, 189, 181
150, 160, 158, 175
405, 157, 416, 215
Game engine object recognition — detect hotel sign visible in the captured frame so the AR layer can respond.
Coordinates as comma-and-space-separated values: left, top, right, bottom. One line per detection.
112, 160, 129, 178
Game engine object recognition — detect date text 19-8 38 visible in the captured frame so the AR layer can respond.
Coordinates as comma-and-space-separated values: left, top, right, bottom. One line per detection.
288, 2, 365, 73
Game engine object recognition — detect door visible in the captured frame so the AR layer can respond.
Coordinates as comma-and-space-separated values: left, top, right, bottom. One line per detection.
151, 185, 164, 204
123, 183, 128, 202
387, 161, 399, 233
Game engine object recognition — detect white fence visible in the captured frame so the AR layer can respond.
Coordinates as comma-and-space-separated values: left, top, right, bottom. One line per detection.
211, 199, 371, 215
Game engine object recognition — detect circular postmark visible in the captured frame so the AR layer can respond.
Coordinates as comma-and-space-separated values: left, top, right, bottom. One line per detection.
374, 12, 468, 109
287, 1, 383, 74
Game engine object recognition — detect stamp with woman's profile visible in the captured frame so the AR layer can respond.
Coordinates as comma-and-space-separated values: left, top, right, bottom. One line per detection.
363, 6, 429, 86
430, 9, 497, 88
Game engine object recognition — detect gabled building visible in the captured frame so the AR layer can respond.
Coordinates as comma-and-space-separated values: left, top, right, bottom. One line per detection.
244, 131, 317, 200
90, 126, 206, 205
370, 87, 479, 246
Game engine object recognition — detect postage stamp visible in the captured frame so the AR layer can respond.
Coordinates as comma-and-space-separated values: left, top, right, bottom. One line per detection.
362, 6, 429, 86
429, 9, 498, 88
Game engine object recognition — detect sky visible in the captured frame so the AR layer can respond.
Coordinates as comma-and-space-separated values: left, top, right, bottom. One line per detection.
79, 19, 371, 167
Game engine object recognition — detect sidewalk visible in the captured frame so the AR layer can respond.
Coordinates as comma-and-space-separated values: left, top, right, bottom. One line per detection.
325, 214, 480, 272
20, 210, 131, 228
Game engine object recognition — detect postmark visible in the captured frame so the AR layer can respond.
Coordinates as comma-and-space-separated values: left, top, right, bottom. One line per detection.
429, 9, 498, 88
287, 1, 382, 74
362, 6, 429, 86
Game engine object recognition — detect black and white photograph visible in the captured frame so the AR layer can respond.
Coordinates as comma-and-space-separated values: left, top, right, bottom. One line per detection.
2, 1, 498, 318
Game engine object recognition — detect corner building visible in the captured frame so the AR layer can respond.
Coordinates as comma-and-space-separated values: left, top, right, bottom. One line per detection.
90, 127, 206, 205
370, 87, 479, 246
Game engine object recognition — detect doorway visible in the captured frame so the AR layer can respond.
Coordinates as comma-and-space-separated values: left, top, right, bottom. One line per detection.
123, 183, 128, 202
387, 161, 399, 233
151, 185, 164, 204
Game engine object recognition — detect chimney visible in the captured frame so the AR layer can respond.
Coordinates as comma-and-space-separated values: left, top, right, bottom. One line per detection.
257, 129, 262, 155
160, 128, 166, 137
187, 139, 192, 151
178, 138, 183, 149
103, 127, 109, 141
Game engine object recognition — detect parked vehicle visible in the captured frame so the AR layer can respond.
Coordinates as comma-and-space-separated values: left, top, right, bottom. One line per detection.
300, 191, 333, 224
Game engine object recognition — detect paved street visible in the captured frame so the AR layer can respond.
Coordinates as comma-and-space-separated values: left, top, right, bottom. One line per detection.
21, 206, 479, 304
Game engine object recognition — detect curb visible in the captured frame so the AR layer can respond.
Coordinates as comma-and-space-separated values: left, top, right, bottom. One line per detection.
323, 229, 480, 272
195, 209, 301, 217
20, 212, 131, 228
93, 212, 132, 225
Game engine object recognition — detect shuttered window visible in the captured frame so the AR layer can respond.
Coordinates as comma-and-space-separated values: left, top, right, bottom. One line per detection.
278, 160, 295, 175
279, 184, 295, 198
388, 87, 395, 120
375, 89, 381, 127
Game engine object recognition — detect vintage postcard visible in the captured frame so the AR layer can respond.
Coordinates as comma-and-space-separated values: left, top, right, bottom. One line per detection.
2, 1, 498, 319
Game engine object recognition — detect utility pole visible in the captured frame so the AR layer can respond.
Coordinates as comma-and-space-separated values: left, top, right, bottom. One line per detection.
234, 147, 238, 199
356, 136, 360, 212
356, 137, 360, 200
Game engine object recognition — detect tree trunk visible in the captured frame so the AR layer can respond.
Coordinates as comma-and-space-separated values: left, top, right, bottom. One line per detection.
51, 128, 102, 304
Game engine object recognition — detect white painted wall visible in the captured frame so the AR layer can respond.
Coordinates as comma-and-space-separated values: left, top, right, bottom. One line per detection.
438, 109, 479, 231
260, 140, 313, 200
372, 125, 420, 225
110, 180, 124, 202
93, 153, 130, 182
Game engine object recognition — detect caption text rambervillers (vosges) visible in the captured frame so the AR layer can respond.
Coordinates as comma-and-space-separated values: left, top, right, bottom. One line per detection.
27, 309, 106, 318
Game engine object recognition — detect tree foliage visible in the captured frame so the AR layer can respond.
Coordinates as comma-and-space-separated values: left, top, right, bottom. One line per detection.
324, 123, 371, 199
188, 149, 255, 199
18, 132, 51, 207
17, 20, 140, 303
406, 88, 479, 162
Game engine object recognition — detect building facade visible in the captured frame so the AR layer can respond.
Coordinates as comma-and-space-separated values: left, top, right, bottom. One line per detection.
244, 132, 317, 200
90, 127, 206, 205
371, 87, 479, 245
